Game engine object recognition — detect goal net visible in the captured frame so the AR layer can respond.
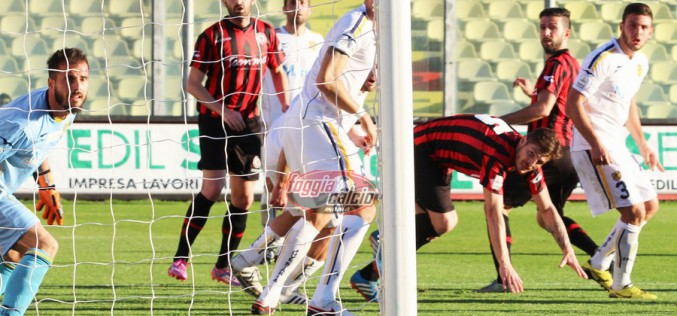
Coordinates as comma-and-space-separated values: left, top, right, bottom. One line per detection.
0, 0, 412, 314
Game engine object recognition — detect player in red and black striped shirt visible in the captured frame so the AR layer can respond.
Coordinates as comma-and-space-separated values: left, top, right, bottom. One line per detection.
168, 0, 290, 286
352, 114, 587, 297
478, 8, 599, 293
411, 114, 586, 293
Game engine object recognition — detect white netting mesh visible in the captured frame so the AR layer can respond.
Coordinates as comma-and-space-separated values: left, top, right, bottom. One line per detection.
0, 0, 383, 314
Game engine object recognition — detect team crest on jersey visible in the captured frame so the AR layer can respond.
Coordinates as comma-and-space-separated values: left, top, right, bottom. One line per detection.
251, 156, 262, 171
637, 65, 642, 76
612, 171, 622, 181
492, 175, 504, 192
256, 33, 269, 46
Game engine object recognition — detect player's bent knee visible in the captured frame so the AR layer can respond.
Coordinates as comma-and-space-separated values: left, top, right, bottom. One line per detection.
430, 211, 457, 236
354, 205, 376, 224
200, 188, 222, 202
619, 204, 647, 225
644, 198, 659, 221
229, 193, 254, 210
37, 235, 58, 259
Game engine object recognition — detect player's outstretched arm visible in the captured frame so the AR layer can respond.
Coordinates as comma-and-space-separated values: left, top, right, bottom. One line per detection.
533, 187, 587, 279
501, 90, 557, 125
484, 188, 523, 293
513, 77, 533, 98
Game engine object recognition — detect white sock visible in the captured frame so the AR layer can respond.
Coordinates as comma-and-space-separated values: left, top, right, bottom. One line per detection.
591, 219, 625, 270
258, 220, 319, 307
310, 215, 369, 307
612, 222, 641, 290
232, 225, 283, 270
282, 256, 324, 295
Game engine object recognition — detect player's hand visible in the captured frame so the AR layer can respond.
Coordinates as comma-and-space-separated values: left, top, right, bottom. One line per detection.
281, 103, 290, 113
559, 248, 588, 279
270, 184, 288, 207
499, 264, 524, 293
221, 109, 246, 131
360, 114, 377, 155
512, 77, 532, 97
36, 175, 64, 225
639, 143, 664, 172
590, 143, 613, 165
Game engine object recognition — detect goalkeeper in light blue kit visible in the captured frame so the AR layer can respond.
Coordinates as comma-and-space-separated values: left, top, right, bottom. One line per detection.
0, 48, 89, 315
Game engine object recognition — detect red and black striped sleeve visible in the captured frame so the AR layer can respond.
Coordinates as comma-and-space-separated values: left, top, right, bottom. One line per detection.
263, 22, 284, 71
190, 29, 216, 74
523, 167, 546, 195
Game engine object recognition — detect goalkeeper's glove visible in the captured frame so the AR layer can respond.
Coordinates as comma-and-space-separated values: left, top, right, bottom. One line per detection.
36, 171, 64, 225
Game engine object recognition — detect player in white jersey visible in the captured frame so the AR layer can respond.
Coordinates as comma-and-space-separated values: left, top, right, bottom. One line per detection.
260, 0, 324, 126
259, 0, 325, 228
566, 3, 662, 300
0, 48, 89, 315
233, 71, 376, 304
251, 1, 376, 315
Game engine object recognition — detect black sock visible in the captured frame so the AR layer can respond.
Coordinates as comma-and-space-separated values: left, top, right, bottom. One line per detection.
359, 261, 380, 282
174, 193, 215, 261
415, 213, 440, 250
216, 204, 249, 269
562, 216, 598, 257
489, 214, 511, 284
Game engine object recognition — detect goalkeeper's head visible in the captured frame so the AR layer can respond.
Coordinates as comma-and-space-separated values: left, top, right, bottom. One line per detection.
46, 48, 90, 117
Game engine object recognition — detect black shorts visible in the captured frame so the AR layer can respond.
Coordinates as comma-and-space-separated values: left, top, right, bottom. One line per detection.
503, 148, 578, 215
197, 114, 263, 181
414, 145, 455, 213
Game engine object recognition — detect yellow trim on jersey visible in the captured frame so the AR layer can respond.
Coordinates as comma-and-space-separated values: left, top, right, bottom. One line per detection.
590, 48, 618, 72
595, 165, 616, 209
353, 19, 367, 37
327, 122, 353, 175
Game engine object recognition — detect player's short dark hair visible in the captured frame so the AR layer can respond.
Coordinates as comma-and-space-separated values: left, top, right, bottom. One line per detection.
539, 8, 571, 29
526, 128, 563, 161
622, 3, 653, 22
284, 0, 309, 7
47, 48, 89, 79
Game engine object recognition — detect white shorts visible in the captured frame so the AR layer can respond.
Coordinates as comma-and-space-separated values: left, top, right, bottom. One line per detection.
281, 118, 364, 177
571, 149, 657, 216
262, 117, 285, 187
280, 118, 366, 218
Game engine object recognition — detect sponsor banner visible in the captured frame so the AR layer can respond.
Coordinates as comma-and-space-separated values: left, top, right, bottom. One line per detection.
450, 125, 677, 199
286, 170, 378, 214
16, 123, 380, 196
15, 123, 677, 199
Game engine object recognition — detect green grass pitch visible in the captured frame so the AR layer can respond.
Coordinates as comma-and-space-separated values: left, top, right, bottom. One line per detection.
26, 200, 677, 315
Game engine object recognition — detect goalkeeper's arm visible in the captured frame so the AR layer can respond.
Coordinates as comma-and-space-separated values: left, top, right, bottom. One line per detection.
34, 160, 64, 225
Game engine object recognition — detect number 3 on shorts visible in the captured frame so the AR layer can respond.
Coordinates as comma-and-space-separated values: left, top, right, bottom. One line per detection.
616, 181, 630, 199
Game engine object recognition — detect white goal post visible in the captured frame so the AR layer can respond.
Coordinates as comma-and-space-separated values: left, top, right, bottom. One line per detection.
377, 0, 418, 315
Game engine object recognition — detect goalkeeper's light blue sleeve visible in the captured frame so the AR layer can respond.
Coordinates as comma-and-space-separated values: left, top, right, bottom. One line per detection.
0, 88, 75, 198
